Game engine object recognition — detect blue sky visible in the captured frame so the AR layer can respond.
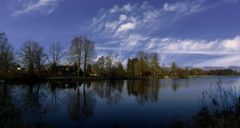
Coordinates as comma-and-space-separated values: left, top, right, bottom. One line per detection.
0, 0, 240, 67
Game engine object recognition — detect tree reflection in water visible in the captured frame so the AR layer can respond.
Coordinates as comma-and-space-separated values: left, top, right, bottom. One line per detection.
0, 84, 22, 128
91, 80, 124, 106
1, 79, 199, 127
91, 80, 162, 105
47, 80, 65, 114
67, 82, 96, 121
127, 80, 160, 105
16, 83, 49, 127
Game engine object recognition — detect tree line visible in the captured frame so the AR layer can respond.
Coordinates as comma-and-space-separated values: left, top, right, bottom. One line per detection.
0, 32, 238, 80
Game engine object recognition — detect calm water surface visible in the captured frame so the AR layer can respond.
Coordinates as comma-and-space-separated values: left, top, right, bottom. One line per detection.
2, 76, 240, 127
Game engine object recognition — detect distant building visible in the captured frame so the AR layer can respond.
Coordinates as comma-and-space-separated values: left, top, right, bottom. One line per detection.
56, 65, 79, 76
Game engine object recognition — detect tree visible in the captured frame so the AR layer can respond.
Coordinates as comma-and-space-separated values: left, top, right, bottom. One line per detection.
48, 42, 65, 76
149, 52, 160, 77
48, 42, 65, 65
18, 40, 46, 75
86, 64, 92, 75
161, 64, 170, 77
171, 62, 178, 77
136, 50, 147, 61
82, 38, 96, 77
105, 56, 113, 75
35, 44, 47, 72
127, 58, 134, 77
116, 62, 125, 77
0, 32, 14, 77
69, 36, 84, 78
92, 56, 105, 76
92, 56, 115, 77
69, 36, 96, 78
136, 50, 149, 76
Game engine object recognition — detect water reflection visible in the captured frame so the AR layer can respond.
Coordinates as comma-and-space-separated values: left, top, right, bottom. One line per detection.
0, 84, 22, 127
127, 80, 160, 104
67, 83, 95, 121
14, 84, 48, 127
91, 80, 124, 106
159, 78, 190, 92
2, 77, 240, 127
0, 79, 195, 127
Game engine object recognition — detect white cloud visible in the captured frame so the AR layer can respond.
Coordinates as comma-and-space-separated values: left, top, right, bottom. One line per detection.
11, 0, 62, 16
142, 36, 240, 67
110, 5, 120, 13
117, 22, 136, 32
163, 1, 205, 14
122, 3, 133, 12
109, 3, 135, 13
119, 14, 127, 21
222, 36, 240, 51
122, 34, 148, 49
143, 36, 240, 54
162, 0, 239, 15
163, 2, 188, 12
196, 55, 240, 67
91, 1, 207, 47
105, 22, 118, 31
142, 10, 159, 22
91, 1, 240, 67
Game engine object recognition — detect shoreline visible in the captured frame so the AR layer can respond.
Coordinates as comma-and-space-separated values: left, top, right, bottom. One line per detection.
46, 75, 240, 80
2, 75, 240, 83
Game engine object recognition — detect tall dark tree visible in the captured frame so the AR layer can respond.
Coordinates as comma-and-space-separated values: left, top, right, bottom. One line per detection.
149, 52, 160, 77
82, 38, 96, 77
105, 56, 113, 75
48, 42, 65, 65
115, 62, 125, 77
69, 36, 84, 78
69, 36, 96, 77
127, 58, 139, 77
127, 58, 134, 77
136, 50, 149, 76
92, 56, 105, 76
92, 56, 115, 77
171, 62, 178, 77
0, 32, 14, 77
48, 42, 65, 76
18, 40, 46, 75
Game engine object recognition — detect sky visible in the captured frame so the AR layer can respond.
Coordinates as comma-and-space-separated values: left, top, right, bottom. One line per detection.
0, 0, 240, 67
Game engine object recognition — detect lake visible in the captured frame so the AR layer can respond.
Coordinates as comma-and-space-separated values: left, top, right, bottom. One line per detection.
1, 76, 240, 127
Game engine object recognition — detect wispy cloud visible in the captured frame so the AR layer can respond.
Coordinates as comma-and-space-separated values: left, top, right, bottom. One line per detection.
117, 22, 136, 32
11, 0, 62, 16
163, 1, 205, 13
146, 36, 240, 53
90, 0, 239, 67
91, 0, 211, 50
147, 36, 240, 66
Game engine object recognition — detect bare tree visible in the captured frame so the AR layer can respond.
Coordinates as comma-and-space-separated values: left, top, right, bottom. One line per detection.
0, 32, 14, 77
69, 36, 84, 78
69, 36, 96, 77
48, 42, 65, 65
18, 40, 46, 75
34, 44, 46, 72
83, 38, 96, 76
48, 42, 65, 76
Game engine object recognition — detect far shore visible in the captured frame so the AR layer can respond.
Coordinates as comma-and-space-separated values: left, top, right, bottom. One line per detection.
45, 75, 240, 80
0, 75, 240, 84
